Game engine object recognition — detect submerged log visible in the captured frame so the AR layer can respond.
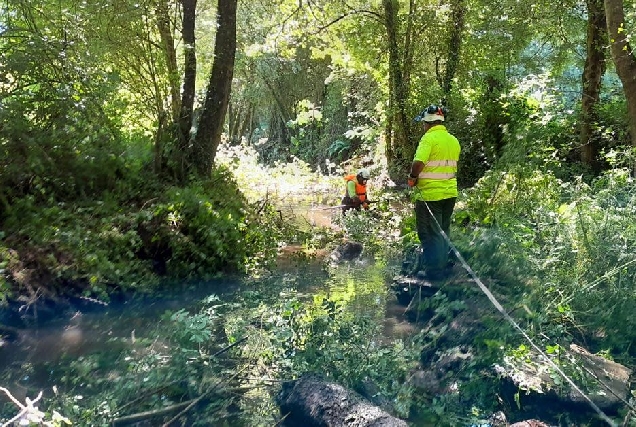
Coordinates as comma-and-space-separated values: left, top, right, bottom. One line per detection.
277, 374, 407, 427
509, 421, 550, 427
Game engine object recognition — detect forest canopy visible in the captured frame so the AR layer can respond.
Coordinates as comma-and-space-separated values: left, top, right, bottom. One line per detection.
1, 0, 635, 194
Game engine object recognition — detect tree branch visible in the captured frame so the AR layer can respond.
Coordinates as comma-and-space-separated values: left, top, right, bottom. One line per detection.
212, 335, 248, 357
161, 365, 250, 426
313, 9, 383, 34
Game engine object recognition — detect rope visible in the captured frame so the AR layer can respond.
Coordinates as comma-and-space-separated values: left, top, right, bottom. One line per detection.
421, 201, 618, 427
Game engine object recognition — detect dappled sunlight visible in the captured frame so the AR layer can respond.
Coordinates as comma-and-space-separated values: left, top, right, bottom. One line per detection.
0, 258, 420, 425
2, 0, 636, 424
216, 142, 341, 206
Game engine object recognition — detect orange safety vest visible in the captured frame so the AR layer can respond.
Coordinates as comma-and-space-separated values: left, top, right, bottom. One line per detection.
344, 175, 367, 202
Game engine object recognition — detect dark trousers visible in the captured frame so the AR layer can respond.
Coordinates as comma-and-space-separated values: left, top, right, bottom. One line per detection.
341, 195, 361, 214
415, 198, 456, 276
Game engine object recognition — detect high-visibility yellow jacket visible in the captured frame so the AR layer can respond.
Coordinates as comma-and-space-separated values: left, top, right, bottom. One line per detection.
413, 125, 461, 201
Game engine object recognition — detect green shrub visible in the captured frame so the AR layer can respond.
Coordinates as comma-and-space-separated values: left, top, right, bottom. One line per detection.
0, 164, 289, 298
457, 164, 636, 359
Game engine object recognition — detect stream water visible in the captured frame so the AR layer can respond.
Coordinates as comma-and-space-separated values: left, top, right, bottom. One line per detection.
0, 206, 417, 426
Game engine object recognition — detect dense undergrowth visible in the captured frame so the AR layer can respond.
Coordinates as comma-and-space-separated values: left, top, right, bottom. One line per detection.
1, 187, 247, 304
4, 144, 636, 426
396, 154, 636, 423
0, 152, 315, 309
2, 115, 636, 425
458, 163, 636, 361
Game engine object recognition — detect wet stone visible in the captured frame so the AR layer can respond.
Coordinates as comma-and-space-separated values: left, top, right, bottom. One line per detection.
329, 241, 364, 264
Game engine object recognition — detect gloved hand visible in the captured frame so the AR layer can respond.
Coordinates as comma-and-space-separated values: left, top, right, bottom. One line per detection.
407, 176, 418, 187
362, 201, 370, 210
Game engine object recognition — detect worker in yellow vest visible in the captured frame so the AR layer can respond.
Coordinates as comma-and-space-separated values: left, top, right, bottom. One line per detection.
408, 105, 461, 280
342, 169, 371, 214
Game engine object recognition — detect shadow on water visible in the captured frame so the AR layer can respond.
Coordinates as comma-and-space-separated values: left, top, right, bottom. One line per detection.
0, 244, 413, 425
1, 278, 239, 364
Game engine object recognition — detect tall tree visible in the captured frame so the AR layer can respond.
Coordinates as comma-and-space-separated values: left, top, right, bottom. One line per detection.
383, 0, 415, 181
177, 0, 198, 181
437, 0, 466, 103
156, 0, 181, 123
580, 0, 608, 171
192, 0, 238, 176
604, 0, 636, 147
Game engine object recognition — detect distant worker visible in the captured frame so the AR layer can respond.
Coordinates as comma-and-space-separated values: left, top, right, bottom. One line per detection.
408, 105, 461, 280
342, 169, 371, 214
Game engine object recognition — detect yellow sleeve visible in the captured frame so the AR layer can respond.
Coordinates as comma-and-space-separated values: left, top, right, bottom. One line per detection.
347, 180, 357, 197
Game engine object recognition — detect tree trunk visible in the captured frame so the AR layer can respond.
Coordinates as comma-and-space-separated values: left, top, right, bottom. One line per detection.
604, 0, 636, 147
277, 374, 408, 427
385, 97, 394, 162
383, 0, 412, 182
402, 0, 416, 91
155, 0, 181, 122
228, 101, 240, 143
483, 75, 506, 161
236, 104, 254, 144
580, 0, 607, 171
246, 105, 256, 143
177, 0, 197, 180
192, 0, 238, 177
439, 0, 466, 102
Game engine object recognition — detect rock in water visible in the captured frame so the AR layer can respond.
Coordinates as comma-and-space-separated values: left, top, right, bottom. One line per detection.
330, 241, 364, 263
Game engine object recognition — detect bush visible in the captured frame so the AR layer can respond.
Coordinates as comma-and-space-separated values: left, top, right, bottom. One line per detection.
457, 164, 636, 359
0, 163, 290, 300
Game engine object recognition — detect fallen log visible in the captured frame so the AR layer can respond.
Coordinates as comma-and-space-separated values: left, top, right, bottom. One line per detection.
277, 374, 407, 427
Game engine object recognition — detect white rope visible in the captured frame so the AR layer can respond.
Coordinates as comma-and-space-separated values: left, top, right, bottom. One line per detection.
422, 201, 618, 427
0, 388, 44, 427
